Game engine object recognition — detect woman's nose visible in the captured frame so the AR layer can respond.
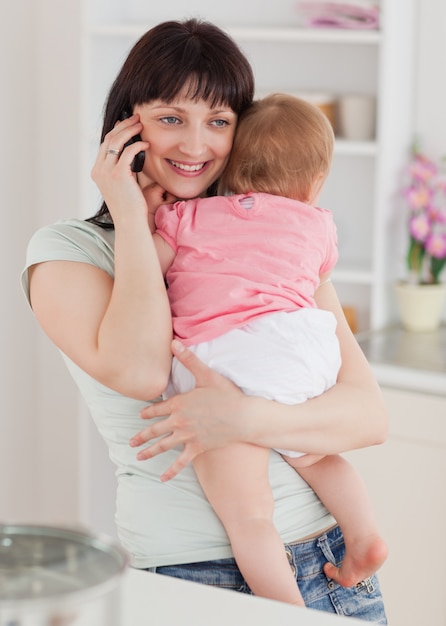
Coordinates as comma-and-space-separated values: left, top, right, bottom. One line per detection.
178, 128, 206, 158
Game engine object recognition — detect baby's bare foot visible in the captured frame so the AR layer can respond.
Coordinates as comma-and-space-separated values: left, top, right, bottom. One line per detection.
323, 534, 388, 588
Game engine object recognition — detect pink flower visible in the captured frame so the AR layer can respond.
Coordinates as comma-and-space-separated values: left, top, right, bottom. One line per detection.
402, 147, 446, 283
425, 232, 446, 259
409, 213, 431, 243
408, 154, 437, 183
404, 185, 432, 210
427, 203, 446, 223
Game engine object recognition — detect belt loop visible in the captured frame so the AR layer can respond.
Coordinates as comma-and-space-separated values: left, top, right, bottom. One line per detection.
284, 545, 297, 577
316, 533, 336, 566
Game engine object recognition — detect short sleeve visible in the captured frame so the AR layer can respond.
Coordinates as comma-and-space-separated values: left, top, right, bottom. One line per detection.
154, 201, 187, 252
21, 219, 115, 307
319, 211, 338, 274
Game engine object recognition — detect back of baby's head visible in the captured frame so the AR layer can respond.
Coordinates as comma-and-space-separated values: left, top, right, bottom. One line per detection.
219, 93, 334, 200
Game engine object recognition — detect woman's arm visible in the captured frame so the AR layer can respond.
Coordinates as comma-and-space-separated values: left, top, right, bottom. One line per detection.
131, 280, 389, 480
29, 116, 173, 400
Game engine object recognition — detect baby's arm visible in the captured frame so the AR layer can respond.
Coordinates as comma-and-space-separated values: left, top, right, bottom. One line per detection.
318, 271, 332, 289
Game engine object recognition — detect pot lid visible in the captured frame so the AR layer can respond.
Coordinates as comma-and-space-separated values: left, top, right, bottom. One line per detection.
0, 524, 128, 602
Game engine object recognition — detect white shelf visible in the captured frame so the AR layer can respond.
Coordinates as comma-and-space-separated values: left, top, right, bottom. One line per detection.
89, 23, 382, 45
333, 267, 374, 284
227, 27, 382, 44
334, 139, 378, 157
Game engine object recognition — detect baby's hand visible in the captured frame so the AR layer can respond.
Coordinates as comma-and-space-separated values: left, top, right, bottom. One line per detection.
142, 183, 177, 232
143, 183, 177, 215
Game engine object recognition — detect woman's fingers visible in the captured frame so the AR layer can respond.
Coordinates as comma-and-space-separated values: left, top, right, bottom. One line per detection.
93, 115, 148, 176
170, 339, 232, 388
129, 417, 174, 449
160, 448, 198, 482
138, 398, 175, 422
133, 433, 201, 482
104, 114, 143, 154
129, 340, 245, 479
130, 417, 203, 481
137, 341, 236, 426
90, 115, 152, 222
135, 432, 177, 460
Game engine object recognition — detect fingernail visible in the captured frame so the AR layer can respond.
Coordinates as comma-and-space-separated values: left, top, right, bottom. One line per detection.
172, 339, 185, 353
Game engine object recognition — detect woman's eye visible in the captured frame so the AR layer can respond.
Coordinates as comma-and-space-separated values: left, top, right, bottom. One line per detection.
211, 119, 229, 128
160, 116, 181, 125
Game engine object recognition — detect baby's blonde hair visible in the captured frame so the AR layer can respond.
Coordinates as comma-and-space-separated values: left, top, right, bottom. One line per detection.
219, 93, 334, 201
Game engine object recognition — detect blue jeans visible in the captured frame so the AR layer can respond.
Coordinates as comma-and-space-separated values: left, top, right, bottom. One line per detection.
144, 525, 387, 623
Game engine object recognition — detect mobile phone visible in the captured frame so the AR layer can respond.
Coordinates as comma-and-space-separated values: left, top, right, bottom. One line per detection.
121, 110, 146, 173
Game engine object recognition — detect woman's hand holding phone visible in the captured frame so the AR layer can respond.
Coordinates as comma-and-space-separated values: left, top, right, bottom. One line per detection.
121, 110, 146, 172
91, 113, 151, 225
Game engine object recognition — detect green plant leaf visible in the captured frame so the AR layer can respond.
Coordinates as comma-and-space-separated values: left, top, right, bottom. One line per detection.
430, 256, 446, 284
407, 238, 425, 276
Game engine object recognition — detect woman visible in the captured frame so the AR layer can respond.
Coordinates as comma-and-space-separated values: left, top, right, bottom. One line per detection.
22, 18, 388, 621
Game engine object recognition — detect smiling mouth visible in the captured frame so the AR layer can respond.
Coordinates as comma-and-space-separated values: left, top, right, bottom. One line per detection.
168, 159, 206, 172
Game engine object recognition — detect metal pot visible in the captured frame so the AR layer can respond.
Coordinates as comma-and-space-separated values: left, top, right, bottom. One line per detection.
0, 524, 129, 625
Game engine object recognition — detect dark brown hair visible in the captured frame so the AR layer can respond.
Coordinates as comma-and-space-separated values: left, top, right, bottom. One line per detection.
88, 19, 255, 228
218, 93, 334, 201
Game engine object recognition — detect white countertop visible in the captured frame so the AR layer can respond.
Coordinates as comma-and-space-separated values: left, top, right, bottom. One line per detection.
357, 324, 446, 396
120, 568, 365, 625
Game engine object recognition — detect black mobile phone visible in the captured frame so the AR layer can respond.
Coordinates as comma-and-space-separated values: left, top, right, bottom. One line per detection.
121, 110, 145, 173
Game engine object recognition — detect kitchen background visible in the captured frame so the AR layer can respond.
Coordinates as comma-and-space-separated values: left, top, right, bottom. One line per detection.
1, 1, 445, 624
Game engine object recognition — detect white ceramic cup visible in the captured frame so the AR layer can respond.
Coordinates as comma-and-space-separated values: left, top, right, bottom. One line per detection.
338, 94, 376, 141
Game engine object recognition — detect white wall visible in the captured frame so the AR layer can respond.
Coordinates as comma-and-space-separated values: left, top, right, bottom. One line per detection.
1, 0, 444, 529
414, 2, 446, 159
0, 0, 40, 521
0, 0, 85, 526
32, 0, 86, 526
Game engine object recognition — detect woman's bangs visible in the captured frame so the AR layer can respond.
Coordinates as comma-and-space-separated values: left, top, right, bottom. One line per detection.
133, 68, 244, 113
183, 73, 238, 110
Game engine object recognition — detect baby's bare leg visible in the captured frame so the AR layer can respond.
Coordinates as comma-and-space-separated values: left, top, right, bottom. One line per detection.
194, 444, 304, 605
286, 454, 388, 587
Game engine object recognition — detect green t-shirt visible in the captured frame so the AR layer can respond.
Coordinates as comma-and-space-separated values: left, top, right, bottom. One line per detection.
22, 218, 333, 568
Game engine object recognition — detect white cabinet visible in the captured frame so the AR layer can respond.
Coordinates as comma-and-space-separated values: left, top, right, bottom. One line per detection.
81, 0, 418, 333
345, 387, 446, 626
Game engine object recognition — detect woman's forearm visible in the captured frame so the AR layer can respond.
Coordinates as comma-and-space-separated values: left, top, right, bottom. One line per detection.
248, 285, 389, 455
132, 325, 388, 481
97, 213, 173, 398
238, 374, 388, 456
87, 133, 173, 399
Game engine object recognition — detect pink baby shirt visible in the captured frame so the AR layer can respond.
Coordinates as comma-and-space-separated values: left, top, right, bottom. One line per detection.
155, 192, 338, 345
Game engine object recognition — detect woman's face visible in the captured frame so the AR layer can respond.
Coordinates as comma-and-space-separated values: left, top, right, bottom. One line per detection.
134, 95, 237, 199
